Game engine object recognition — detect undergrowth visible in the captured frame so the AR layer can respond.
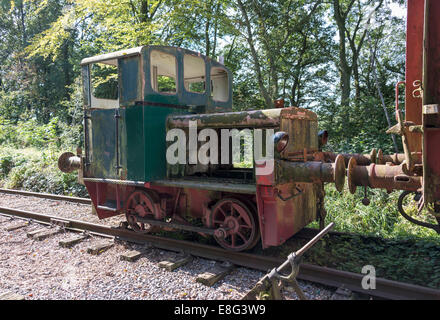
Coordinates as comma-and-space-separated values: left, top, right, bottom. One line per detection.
0, 116, 87, 197
318, 185, 440, 240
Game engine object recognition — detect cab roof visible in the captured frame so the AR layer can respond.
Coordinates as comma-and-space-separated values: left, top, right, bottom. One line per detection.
80, 46, 214, 66
80, 46, 143, 66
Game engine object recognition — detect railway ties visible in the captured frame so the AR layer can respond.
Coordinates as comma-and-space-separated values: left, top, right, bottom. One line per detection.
4, 220, 29, 231
59, 234, 89, 248
87, 240, 114, 255
27, 227, 63, 241
120, 248, 233, 288
196, 262, 235, 287
0, 213, 238, 292
120, 249, 145, 262
158, 253, 192, 271
0, 291, 26, 300
0, 215, 317, 296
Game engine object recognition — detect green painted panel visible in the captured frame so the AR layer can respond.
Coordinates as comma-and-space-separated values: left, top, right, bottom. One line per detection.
89, 109, 118, 179
120, 57, 139, 104
144, 93, 180, 105
124, 105, 145, 181
144, 106, 189, 181
118, 108, 127, 178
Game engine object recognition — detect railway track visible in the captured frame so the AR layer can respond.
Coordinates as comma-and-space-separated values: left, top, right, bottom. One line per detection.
0, 189, 439, 300
0, 188, 354, 240
0, 188, 92, 204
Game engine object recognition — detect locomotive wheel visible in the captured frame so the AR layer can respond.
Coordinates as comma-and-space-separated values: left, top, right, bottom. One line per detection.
238, 198, 261, 250
210, 198, 260, 252
125, 190, 160, 234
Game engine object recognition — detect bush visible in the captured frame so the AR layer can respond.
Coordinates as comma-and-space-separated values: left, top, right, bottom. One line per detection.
0, 155, 13, 177
319, 184, 440, 240
0, 145, 87, 197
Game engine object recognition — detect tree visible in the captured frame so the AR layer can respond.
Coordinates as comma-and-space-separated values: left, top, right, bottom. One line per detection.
331, 0, 384, 109
0, 0, 72, 123
0, 0, 408, 155
235, 0, 325, 108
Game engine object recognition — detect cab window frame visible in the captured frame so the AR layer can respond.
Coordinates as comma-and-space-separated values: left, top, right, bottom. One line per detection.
183, 53, 206, 95
150, 49, 178, 96
88, 60, 120, 109
210, 66, 229, 103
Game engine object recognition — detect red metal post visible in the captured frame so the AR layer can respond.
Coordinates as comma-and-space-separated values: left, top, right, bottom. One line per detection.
422, 0, 440, 204
405, 0, 425, 153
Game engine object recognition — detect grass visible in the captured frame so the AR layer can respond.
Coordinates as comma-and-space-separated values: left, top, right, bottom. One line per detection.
313, 184, 440, 241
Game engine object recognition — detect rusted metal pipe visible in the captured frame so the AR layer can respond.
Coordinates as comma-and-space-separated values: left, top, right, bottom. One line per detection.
376, 150, 407, 165
347, 157, 421, 194
58, 152, 82, 173
325, 149, 421, 166
167, 108, 282, 129
325, 149, 378, 166
276, 155, 346, 192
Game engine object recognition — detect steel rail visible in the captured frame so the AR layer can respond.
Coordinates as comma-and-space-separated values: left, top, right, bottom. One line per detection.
0, 206, 439, 300
0, 188, 91, 205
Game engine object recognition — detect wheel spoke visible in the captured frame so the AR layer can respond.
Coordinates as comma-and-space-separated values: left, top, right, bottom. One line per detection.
237, 213, 252, 228
218, 206, 227, 217
231, 233, 236, 247
237, 231, 247, 242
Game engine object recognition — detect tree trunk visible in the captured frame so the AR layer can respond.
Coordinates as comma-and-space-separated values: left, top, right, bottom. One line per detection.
333, 0, 353, 107
212, 2, 221, 58
18, 0, 27, 46
237, 0, 273, 108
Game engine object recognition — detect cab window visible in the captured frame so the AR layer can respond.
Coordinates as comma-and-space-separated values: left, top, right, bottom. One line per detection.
210, 67, 229, 102
150, 50, 177, 94
90, 60, 119, 108
184, 54, 206, 94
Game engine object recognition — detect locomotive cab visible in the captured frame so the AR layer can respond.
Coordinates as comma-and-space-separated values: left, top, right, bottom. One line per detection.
80, 46, 233, 183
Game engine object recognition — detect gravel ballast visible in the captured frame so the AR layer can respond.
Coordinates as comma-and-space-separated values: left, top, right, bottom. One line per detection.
0, 192, 334, 300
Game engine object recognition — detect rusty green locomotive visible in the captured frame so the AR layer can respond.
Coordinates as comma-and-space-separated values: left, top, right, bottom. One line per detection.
59, 45, 346, 251
59, 36, 438, 251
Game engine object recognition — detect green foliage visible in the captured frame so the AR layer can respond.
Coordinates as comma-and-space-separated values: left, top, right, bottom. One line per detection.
0, 0, 409, 155
299, 232, 440, 289
0, 155, 13, 178
0, 145, 87, 196
276, 184, 440, 289
0, 109, 84, 196
157, 76, 177, 93
320, 185, 439, 239
0, 116, 60, 148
